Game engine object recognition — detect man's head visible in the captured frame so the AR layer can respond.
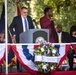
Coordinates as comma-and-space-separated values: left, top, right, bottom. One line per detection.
55, 25, 62, 33
70, 25, 76, 37
44, 7, 53, 17
21, 7, 28, 18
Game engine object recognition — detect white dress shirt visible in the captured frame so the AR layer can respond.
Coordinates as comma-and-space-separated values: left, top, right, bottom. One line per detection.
57, 32, 62, 43
21, 16, 29, 32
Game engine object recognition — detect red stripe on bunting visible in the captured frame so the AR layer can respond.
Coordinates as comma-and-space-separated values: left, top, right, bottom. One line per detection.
0, 54, 5, 65
11, 45, 37, 75
71, 44, 76, 52
0, 45, 11, 65
55, 44, 70, 71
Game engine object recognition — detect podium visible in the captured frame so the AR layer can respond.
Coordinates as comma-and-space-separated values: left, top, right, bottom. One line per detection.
19, 29, 49, 43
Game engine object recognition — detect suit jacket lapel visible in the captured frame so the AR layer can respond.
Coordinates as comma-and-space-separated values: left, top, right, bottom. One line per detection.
19, 16, 23, 32
61, 32, 64, 43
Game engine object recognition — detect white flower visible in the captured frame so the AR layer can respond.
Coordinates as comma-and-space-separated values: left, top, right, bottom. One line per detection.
42, 65, 47, 69
52, 49, 56, 54
51, 66, 54, 70
41, 47, 44, 52
46, 64, 48, 66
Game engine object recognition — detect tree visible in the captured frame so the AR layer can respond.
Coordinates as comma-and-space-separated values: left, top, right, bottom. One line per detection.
29, 0, 76, 32
7, 0, 76, 32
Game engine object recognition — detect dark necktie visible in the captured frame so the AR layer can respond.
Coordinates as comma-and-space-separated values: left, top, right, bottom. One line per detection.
24, 18, 28, 30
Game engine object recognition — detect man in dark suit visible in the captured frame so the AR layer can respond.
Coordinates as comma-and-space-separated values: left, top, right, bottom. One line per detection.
55, 25, 71, 43
9, 7, 34, 72
10, 7, 34, 43
55, 25, 73, 71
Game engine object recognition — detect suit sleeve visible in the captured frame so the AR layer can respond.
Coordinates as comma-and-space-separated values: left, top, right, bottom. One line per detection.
9, 17, 16, 36
67, 33, 72, 43
30, 17, 34, 29
65, 32, 72, 43
28, 16, 34, 29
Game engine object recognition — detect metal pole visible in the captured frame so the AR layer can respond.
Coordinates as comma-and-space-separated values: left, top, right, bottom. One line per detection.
5, 0, 8, 75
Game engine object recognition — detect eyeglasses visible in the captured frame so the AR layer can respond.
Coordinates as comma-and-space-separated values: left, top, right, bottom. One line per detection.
56, 27, 62, 28
23, 12, 28, 13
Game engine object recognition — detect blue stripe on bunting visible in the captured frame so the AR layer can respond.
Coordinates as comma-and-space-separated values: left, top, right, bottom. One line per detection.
22, 45, 34, 62
54, 44, 60, 54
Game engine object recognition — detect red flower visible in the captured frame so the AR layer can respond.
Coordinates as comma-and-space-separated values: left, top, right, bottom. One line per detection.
34, 45, 39, 49
55, 54, 58, 56
48, 62, 51, 64
35, 62, 39, 64
41, 52, 44, 55
40, 68, 42, 71
47, 66, 50, 69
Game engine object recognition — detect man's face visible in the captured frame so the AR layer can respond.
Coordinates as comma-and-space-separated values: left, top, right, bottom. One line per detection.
21, 8, 28, 18
48, 9, 53, 17
55, 25, 62, 33
72, 31, 76, 37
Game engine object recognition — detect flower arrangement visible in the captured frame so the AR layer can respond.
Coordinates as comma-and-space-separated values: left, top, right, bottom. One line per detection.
33, 42, 59, 73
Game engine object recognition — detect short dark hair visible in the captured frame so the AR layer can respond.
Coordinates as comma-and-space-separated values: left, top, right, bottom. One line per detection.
21, 7, 28, 10
70, 25, 76, 35
44, 7, 52, 14
56, 24, 62, 28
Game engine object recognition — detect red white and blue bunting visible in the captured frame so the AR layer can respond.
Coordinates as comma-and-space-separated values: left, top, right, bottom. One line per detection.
0, 43, 76, 74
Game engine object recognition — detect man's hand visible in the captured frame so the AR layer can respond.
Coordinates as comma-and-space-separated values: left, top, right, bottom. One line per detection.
50, 18, 56, 21
12, 35, 16, 43
0, 33, 5, 43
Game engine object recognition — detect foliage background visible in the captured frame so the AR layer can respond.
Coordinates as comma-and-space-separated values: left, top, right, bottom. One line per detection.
1, 0, 76, 33
0, 0, 4, 18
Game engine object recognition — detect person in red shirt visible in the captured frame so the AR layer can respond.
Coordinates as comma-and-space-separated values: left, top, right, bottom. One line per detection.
40, 7, 57, 43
